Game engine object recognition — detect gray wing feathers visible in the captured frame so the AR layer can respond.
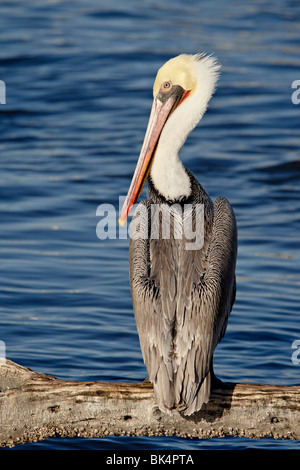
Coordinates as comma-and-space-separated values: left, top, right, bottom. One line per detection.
129, 196, 237, 415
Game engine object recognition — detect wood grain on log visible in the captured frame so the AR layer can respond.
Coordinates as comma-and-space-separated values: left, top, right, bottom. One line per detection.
0, 359, 299, 447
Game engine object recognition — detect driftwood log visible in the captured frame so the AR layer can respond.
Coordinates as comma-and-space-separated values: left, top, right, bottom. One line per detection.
0, 359, 299, 447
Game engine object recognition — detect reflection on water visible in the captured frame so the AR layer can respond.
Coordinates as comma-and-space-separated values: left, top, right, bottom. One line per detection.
0, 0, 299, 450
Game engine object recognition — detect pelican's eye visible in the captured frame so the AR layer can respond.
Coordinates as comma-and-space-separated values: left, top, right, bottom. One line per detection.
162, 81, 172, 91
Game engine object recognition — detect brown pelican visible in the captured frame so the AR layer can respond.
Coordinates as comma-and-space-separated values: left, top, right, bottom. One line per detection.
119, 54, 237, 415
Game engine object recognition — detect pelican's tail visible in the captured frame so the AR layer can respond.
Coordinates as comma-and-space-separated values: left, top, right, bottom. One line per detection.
152, 367, 211, 416
180, 372, 211, 416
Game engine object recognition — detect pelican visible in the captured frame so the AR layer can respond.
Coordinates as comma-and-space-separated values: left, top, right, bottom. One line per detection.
119, 53, 237, 415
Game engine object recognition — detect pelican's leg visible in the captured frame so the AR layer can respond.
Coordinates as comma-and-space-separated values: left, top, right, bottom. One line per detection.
210, 357, 223, 388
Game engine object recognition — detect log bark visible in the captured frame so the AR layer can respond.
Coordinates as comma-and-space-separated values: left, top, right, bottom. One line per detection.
0, 359, 299, 447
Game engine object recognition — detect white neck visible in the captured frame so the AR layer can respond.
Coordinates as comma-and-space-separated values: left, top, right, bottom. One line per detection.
150, 145, 190, 201
150, 55, 219, 201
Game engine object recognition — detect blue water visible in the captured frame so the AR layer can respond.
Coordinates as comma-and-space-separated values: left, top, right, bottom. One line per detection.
1, 0, 299, 450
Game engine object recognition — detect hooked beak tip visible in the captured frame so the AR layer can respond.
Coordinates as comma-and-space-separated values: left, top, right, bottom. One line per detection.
118, 216, 126, 227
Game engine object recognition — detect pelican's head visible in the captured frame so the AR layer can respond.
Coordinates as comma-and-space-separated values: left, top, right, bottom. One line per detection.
119, 53, 220, 225
153, 53, 203, 101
